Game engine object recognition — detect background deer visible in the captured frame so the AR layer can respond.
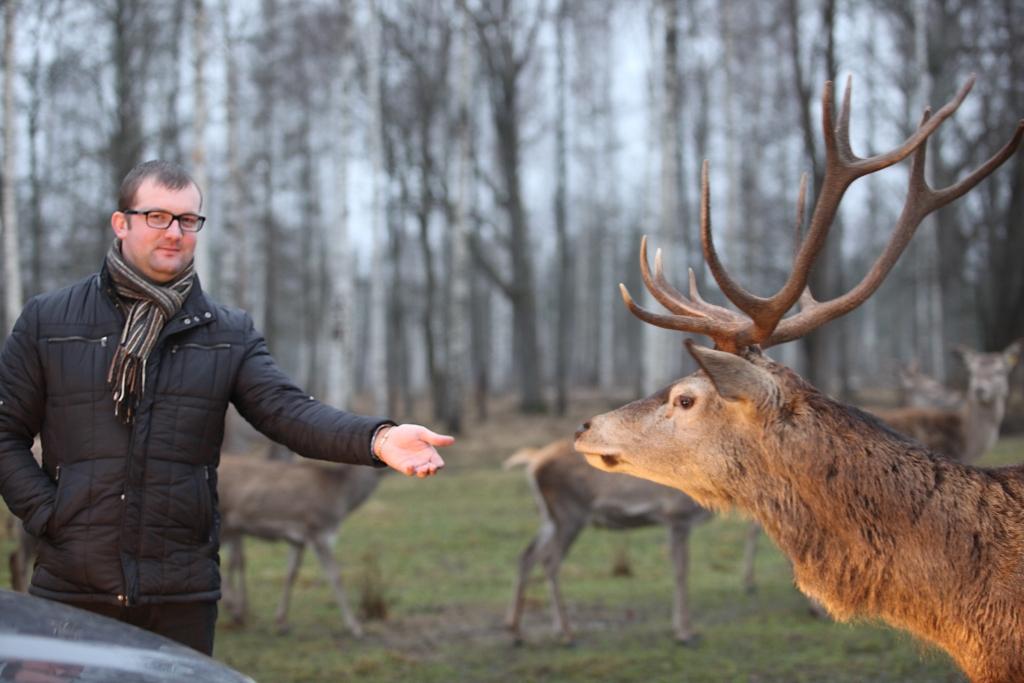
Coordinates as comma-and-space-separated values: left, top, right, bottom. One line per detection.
881, 341, 1021, 463
504, 438, 709, 644
574, 77, 1023, 683
898, 360, 963, 410
218, 451, 386, 637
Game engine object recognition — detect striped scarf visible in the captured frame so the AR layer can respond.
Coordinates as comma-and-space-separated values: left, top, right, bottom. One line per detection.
105, 240, 194, 423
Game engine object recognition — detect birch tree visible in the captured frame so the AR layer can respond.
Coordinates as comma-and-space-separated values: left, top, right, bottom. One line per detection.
324, 13, 357, 411
191, 0, 211, 287
2, 0, 22, 335
366, 0, 389, 416
218, 0, 246, 307
642, 0, 684, 395
445, 3, 474, 433
553, 0, 571, 415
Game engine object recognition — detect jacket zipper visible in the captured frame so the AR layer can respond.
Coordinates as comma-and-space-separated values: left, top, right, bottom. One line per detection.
171, 342, 231, 354
120, 426, 136, 607
47, 335, 108, 347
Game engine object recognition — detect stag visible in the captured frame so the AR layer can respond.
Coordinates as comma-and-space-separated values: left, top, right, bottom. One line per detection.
218, 452, 385, 637
574, 77, 1023, 683
505, 438, 710, 644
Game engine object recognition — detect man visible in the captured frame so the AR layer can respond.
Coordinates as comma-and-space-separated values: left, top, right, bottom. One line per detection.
0, 160, 451, 655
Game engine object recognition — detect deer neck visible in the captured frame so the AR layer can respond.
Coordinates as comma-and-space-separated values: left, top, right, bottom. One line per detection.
742, 388, 1013, 664
962, 392, 1004, 463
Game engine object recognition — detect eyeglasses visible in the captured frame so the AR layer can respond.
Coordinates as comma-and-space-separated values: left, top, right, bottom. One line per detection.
123, 209, 206, 232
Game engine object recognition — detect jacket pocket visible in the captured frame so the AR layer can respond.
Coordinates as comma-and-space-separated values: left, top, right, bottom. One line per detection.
44, 335, 114, 398
161, 343, 233, 400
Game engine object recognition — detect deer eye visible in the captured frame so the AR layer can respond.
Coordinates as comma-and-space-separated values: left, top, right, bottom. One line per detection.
674, 395, 695, 410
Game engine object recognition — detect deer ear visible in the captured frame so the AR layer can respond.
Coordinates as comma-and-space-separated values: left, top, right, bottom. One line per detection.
685, 340, 777, 406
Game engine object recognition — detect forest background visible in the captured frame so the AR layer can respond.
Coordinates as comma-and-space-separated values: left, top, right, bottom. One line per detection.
0, 0, 1021, 431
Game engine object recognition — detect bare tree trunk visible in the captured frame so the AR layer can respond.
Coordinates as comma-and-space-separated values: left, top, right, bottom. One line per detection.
445, 8, 474, 434
25, 0, 44, 296
300, 109, 323, 398
643, 0, 683, 394
108, 0, 149, 263
722, 0, 740, 267
324, 38, 356, 411
219, 0, 246, 307
158, 0, 187, 163
191, 0, 211, 287
366, 0, 389, 416
597, 11, 617, 394
786, 0, 844, 395
257, 0, 277, 346
415, 124, 443, 421
2, 0, 22, 335
463, 0, 547, 413
553, 0, 571, 415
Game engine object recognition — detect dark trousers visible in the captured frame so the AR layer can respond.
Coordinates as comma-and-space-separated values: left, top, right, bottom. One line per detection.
61, 600, 218, 655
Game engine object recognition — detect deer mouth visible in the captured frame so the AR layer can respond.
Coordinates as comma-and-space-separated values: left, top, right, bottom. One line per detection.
579, 450, 625, 470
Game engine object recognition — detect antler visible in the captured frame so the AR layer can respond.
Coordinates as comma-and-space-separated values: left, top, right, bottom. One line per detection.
620, 76, 1024, 353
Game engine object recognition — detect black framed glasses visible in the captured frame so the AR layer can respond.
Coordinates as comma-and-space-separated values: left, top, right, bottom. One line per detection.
123, 209, 206, 232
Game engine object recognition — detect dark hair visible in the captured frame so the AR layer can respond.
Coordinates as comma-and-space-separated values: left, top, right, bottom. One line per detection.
117, 160, 203, 211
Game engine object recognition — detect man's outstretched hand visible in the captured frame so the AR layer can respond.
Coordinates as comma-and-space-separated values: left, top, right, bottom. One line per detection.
374, 424, 452, 477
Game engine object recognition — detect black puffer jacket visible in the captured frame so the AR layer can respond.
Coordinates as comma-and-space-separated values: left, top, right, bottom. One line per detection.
0, 266, 389, 606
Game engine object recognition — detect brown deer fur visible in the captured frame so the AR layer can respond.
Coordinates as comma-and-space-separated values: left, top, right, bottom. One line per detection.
576, 345, 1024, 683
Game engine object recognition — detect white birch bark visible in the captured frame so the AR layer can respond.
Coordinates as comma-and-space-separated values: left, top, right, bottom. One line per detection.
642, 1, 682, 394
191, 0, 211, 288
2, 0, 22, 335
366, 0, 388, 416
445, 6, 473, 432
325, 47, 356, 411
913, 0, 946, 381
219, 0, 244, 307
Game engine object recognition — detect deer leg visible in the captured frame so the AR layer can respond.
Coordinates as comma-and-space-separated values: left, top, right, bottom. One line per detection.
311, 536, 363, 639
274, 541, 305, 633
9, 525, 34, 592
668, 523, 699, 645
506, 522, 553, 642
222, 535, 249, 625
742, 521, 761, 594
541, 517, 585, 645
9, 550, 24, 592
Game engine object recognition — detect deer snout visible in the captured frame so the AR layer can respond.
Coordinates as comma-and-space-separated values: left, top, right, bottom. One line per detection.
574, 421, 591, 440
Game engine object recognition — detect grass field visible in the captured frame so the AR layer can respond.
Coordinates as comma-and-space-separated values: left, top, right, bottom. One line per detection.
4, 398, 1022, 683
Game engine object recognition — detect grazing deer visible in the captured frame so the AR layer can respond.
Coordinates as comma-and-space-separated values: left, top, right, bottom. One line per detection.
573, 77, 1023, 683
218, 452, 386, 637
504, 438, 710, 645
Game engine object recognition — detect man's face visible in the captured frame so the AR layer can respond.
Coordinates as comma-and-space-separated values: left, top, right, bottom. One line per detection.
110, 177, 201, 283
